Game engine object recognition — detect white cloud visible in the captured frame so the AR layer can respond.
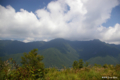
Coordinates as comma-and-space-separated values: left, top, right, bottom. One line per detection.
43, 39, 48, 42
11, 39, 14, 41
23, 37, 35, 43
100, 23, 120, 44
0, 0, 120, 44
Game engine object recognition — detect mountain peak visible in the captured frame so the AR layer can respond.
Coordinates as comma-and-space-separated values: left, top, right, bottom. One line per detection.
92, 39, 101, 41
49, 38, 68, 42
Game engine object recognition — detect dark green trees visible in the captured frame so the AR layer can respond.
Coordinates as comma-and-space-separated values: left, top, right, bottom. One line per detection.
72, 60, 79, 69
79, 59, 83, 69
72, 59, 90, 69
0, 49, 45, 80
21, 49, 44, 78
72, 59, 85, 69
21, 49, 44, 69
84, 61, 89, 67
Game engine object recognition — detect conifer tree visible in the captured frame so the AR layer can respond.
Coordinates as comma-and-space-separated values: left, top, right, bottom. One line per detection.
72, 60, 78, 69
21, 49, 44, 78
79, 59, 83, 69
21, 49, 44, 68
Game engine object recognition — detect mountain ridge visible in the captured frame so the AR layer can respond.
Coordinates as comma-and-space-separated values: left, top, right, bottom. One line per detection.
0, 38, 120, 68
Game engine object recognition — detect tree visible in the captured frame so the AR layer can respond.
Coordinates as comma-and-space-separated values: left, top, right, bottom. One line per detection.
21, 49, 44, 78
0, 58, 3, 70
79, 59, 83, 69
84, 61, 89, 67
94, 63, 101, 67
21, 49, 44, 68
72, 60, 78, 69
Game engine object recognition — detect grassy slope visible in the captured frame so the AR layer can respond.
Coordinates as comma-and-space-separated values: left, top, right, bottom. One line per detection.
87, 55, 120, 65
1, 53, 23, 66
39, 46, 79, 68
1, 44, 79, 68
1, 48, 120, 68
1, 39, 120, 68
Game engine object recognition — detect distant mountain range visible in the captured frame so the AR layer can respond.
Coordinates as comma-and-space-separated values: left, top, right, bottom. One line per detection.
0, 38, 120, 68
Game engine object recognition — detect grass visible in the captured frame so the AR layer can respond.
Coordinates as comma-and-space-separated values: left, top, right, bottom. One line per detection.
0, 61, 120, 80
44, 65, 120, 80
0, 55, 120, 80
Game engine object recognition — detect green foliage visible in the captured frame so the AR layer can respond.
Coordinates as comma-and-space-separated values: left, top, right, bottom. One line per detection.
94, 63, 102, 67
21, 49, 44, 68
87, 55, 119, 66
1, 47, 79, 68
0, 49, 45, 80
115, 64, 120, 79
84, 61, 89, 67
9, 66, 44, 80
79, 59, 84, 69
44, 64, 120, 80
115, 64, 120, 71
39, 47, 79, 68
103, 64, 108, 68
21, 49, 45, 79
1, 38, 120, 67
0, 58, 3, 70
72, 59, 84, 69
72, 60, 78, 69
0, 58, 19, 80
0, 56, 120, 80
1, 39, 120, 69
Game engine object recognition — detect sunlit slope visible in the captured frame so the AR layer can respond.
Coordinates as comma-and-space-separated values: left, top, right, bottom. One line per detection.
87, 55, 120, 65
39, 47, 79, 68
1, 46, 79, 68
1, 38, 120, 67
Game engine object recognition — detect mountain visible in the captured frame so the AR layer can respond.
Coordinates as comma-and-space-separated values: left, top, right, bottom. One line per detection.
0, 40, 45, 56
0, 38, 120, 68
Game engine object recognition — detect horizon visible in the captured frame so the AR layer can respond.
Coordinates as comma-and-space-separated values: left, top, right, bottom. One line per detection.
0, 38, 119, 45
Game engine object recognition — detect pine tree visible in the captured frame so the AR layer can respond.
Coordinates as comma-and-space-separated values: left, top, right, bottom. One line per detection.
21, 49, 44, 68
79, 59, 83, 69
72, 60, 78, 69
21, 49, 44, 78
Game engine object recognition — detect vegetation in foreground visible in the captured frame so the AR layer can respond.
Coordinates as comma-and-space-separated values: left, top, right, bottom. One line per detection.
0, 49, 120, 80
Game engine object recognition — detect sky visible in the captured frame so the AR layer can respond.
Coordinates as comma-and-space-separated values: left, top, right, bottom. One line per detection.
0, 0, 120, 44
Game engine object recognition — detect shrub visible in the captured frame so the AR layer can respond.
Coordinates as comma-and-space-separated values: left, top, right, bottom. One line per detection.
21, 49, 45, 79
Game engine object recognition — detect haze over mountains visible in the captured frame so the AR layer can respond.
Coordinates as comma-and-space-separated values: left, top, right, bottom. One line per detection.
0, 38, 120, 68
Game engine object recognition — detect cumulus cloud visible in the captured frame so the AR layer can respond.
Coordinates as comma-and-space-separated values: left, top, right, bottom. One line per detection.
100, 23, 120, 44
0, 0, 120, 44
23, 37, 35, 43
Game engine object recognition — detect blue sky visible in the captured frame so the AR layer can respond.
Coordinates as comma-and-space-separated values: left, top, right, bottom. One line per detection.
0, 0, 51, 12
102, 5, 120, 27
0, 0, 120, 44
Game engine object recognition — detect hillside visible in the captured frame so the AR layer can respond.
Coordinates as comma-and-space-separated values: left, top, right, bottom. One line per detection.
0, 38, 120, 68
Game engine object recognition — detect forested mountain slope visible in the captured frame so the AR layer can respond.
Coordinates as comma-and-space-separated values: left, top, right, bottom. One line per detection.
0, 38, 120, 68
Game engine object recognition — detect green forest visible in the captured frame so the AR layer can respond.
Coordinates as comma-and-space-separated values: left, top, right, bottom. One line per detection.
1, 39, 120, 69
0, 49, 120, 80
